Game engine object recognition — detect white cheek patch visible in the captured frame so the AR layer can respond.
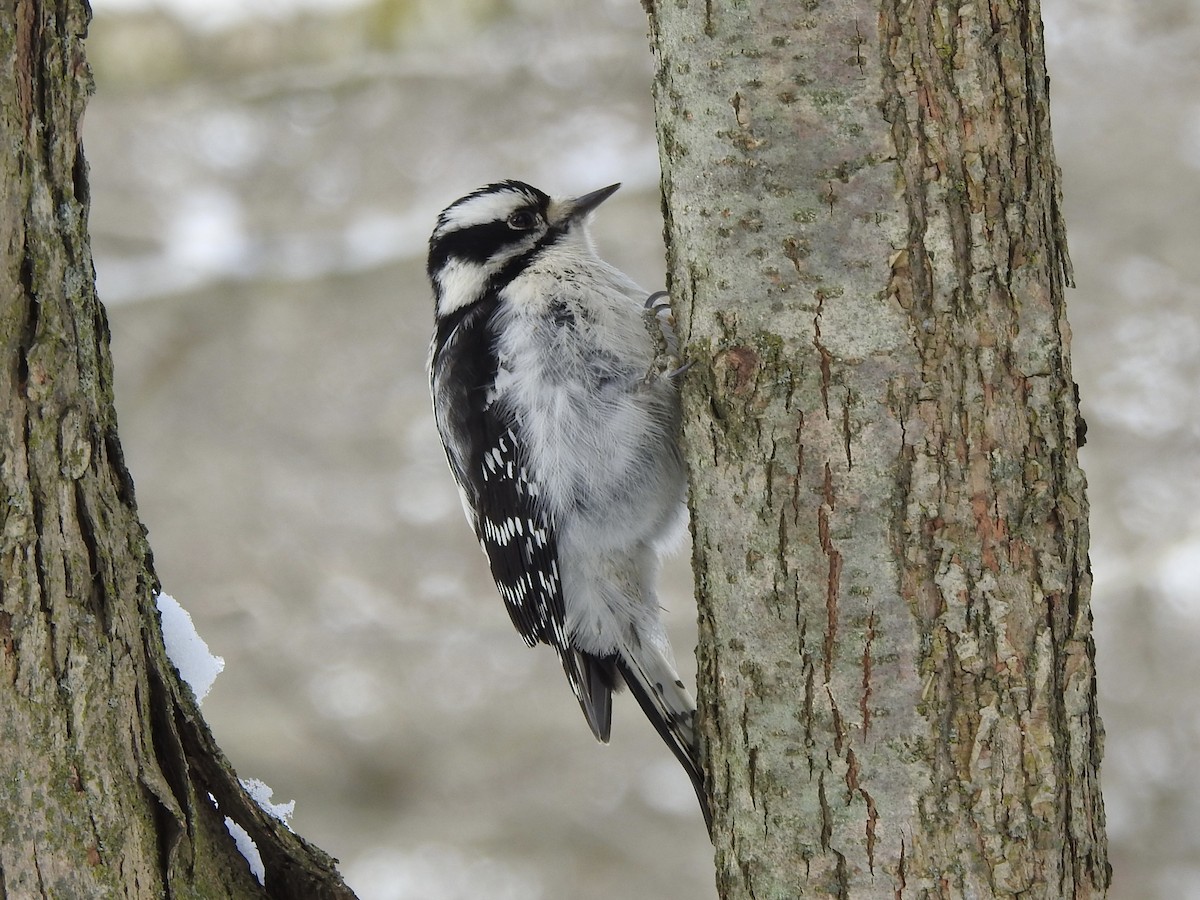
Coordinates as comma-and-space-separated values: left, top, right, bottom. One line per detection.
435, 259, 490, 316
435, 235, 546, 316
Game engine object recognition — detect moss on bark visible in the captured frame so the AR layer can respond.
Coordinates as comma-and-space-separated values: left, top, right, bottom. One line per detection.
0, 2, 355, 896
646, 0, 1108, 896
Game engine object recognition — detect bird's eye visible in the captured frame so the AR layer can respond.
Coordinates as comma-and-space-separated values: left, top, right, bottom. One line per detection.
507, 210, 539, 231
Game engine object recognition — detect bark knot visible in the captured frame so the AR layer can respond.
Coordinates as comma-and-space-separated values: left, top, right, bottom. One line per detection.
717, 345, 760, 396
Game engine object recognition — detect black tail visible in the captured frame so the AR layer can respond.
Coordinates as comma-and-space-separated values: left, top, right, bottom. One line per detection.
617, 658, 712, 833
575, 652, 618, 743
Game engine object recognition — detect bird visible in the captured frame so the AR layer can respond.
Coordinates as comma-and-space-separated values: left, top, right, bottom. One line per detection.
426, 179, 708, 828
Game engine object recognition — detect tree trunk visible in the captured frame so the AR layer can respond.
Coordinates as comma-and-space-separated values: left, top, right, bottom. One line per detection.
0, 2, 354, 896
645, 0, 1109, 896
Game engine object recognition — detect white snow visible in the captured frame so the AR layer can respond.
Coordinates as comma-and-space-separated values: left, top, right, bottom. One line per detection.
223, 816, 266, 886
241, 777, 296, 828
156, 592, 225, 703
163, 187, 250, 276
636, 758, 696, 817
92, 0, 372, 32
159, 594, 295, 885
1158, 537, 1200, 619
345, 844, 544, 900
212, 778, 296, 887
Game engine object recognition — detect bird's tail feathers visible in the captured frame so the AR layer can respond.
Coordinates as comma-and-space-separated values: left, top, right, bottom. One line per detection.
571, 651, 618, 743
617, 644, 712, 831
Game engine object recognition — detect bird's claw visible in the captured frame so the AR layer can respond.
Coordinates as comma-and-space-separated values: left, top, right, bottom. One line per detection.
642, 291, 688, 385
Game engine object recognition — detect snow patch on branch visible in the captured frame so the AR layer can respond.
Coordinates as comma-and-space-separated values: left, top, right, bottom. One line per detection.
156, 592, 225, 703
211, 777, 296, 888
160, 593, 297, 886
241, 777, 296, 829
223, 816, 266, 886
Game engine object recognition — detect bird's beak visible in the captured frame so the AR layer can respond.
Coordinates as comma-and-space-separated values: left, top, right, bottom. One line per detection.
559, 183, 621, 224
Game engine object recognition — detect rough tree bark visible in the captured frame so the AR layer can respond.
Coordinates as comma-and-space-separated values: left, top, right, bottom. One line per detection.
645, 0, 1108, 897
0, 2, 355, 896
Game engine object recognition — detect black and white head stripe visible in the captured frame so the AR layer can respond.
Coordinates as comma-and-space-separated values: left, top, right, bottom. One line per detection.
431, 180, 550, 242
428, 181, 550, 276
427, 180, 622, 321
427, 181, 555, 318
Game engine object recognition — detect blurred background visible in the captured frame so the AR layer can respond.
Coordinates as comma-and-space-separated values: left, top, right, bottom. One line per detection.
82, 0, 1199, 897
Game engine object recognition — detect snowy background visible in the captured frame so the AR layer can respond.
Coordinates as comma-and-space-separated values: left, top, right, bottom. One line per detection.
83, 0, 1200, 897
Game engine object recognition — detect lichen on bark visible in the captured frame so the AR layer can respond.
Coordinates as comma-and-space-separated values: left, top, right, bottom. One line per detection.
0, 1, 355, 896
646, 0, 1108, 896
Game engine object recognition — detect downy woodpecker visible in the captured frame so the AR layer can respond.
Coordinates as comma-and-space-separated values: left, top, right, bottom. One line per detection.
427, 180, 707, 827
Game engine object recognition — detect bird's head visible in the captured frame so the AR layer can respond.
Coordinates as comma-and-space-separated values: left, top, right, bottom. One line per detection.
427, 180, 620, 319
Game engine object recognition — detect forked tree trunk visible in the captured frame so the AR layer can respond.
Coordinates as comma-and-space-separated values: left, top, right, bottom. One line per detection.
0, 2, 354, 896
645, 0, 1109, 896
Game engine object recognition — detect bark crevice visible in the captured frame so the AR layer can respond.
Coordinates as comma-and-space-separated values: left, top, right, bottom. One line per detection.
650, 0, 1107, 896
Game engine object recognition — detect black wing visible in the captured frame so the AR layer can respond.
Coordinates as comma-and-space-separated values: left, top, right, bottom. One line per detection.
430, 301, 612, 739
